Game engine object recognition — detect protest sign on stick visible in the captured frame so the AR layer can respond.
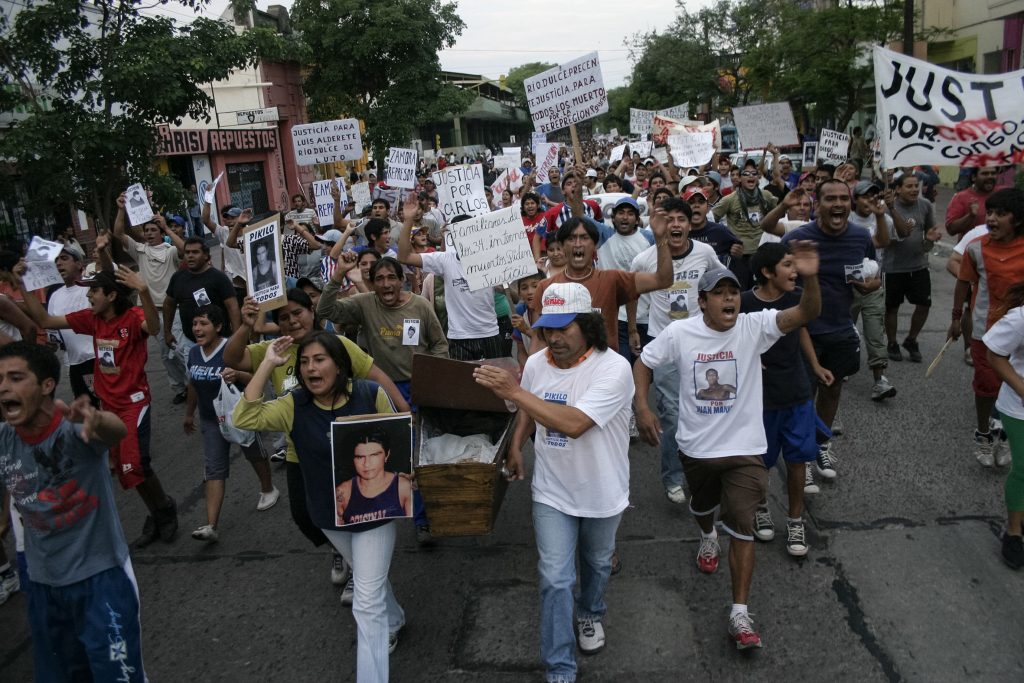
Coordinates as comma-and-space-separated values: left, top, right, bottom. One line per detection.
523, 53, 608, 134
291, 119, 362, 166
313, 179, 346, 227
385, 148, 418, 190
534, 143, 560, 180
667, 132, 715, 168
818, 129, 850, 165
243, 214, 287, 311
431, 164, 490, 223
124, 183, 154, 226
731, 103, 799, 149
446, 204, 536, 291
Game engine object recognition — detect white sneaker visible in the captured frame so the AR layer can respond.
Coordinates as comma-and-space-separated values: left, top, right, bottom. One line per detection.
340, 576, 355, 606
754, 507, 775, 542
991, 419, 1011, 467
871, 375, 897, 401
269, 447, 286, 463
974, 431, 995, 467
257, 487, 280, 511
803, 465, 820, 495
191, 524, 218, 542
576, 616, 606, 654
816, 442, 837, 480
331, 551, 350, 586
665, 485, 687, 504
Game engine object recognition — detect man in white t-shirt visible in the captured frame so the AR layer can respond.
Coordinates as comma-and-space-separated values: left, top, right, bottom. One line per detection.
473, 282, 633, 682
946, 222, 989, 366
630, 197, 719, 505
633, 245, 821, 651
46, 242, 96, 402
397, 196, 502, 360
201, 201, 249, 302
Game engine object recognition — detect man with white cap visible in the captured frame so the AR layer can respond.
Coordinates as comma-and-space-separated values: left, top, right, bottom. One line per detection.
473, 282, 634, 683
45, 240, 97, 402
633, 242, 821, 651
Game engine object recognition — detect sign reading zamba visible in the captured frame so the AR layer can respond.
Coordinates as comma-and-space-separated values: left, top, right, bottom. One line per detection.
156, 125, 279, 156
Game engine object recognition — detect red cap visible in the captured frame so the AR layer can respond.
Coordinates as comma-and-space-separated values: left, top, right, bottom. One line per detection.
683, 187, 708, 202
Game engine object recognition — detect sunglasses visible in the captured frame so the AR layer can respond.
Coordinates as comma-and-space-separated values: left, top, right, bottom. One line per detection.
740, 171, 758, 177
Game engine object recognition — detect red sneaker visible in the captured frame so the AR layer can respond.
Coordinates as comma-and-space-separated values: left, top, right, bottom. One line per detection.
697, 534, 720, 574
728, 612, 763, 650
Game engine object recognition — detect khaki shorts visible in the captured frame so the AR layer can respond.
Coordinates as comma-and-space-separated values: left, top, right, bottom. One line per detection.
679, 453, 768, 541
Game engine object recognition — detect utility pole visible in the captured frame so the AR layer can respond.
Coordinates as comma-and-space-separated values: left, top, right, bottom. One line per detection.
903, 0, 914, 56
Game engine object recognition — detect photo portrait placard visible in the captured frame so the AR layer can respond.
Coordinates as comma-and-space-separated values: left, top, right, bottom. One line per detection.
331, 413, 414, 528
243, 213, 287, 312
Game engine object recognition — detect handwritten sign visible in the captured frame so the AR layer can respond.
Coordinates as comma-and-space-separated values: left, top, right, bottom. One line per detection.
731, 102, 799, 149
124, 183, 154, 226
351, 181, 372, 215
290, 119, 362, 166
313, 179, 346, 227
531, 132, 547, 154
491, 168, 524, 195
431, 164, 489, 223
447, 204, 536, 291
651, 116, 722, 151
818, 128, 850, 165
668, 131, 715, 168
631, 141, 654, 158
493, 154, 520, 170
524, 52, 608, 133
385, 147, 418, 190
630, 104, 689, 134
609, 143, 627, 163
533, 143, 559, 181
22, 236, 64, 291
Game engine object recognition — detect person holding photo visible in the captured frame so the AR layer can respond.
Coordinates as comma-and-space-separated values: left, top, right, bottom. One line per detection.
233, 331, 405, 681
335, 428, 413, 525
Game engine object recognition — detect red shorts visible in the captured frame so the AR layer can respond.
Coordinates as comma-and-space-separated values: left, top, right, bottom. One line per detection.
106, 402, 152, 489
971, 339, 1001, 398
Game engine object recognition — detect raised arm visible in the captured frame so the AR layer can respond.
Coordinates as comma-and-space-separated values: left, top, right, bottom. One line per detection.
224, 296, 258, 371
775, 241, 821, 334
201, 197, 218, 234
15, 273, 68, 330
113, 193, 139, 251
116, 266, 160, 336
397, 192, 424, 268
633, 206, 672, 294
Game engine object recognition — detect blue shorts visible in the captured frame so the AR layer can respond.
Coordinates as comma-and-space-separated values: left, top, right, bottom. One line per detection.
762, 401, 819, 469
26, 560, 146, 682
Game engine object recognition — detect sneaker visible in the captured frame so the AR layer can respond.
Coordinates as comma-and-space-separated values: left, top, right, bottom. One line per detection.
269, 447, 287, 463
754, 507, 775, 542
803, 466, 820, 495
388, 629, 400, 655
871, 375, 897, 401
887, 342, 903, 362
697, 534, 720, 574
665, 485, 687, 504
576, 616, 606, 654
786, 520, 808, 557
728, 611, 763, 650
416, 525, 434, 546
132, 515, 160, 549
1002, 532, 1024, 570
816, 442, 837, 480
974, 431, 995, 467
991, 418, 1011, 467
155, 497, 179, 543
340, 577, 355, 606
331, 551, 350, 586
257, 487, 280, 511
902, 338, 922, 363
191, 524, 218, 542
831, 414, 844, 437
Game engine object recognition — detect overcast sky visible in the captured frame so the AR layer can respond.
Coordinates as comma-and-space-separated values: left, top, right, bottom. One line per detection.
151, 0, 711, 88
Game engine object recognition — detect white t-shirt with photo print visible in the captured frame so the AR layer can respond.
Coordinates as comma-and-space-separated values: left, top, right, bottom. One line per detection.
640, 310, 784, 458
632, 239, 720, 338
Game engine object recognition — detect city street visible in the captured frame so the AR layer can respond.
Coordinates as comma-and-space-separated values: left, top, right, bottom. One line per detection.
2, 220, 1024, 682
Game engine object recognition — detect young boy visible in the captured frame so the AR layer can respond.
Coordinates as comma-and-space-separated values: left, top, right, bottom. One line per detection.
741, 243, 828, 556
0, 341, 146, 680
511, 271, 543, 371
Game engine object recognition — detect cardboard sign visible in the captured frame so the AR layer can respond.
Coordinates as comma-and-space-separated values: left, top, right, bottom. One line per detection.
431, 164, 489, 223
243, 214, 287, 311
385, 147, 418, 190
22, 236, 64, 291
732, 103, 799, 149
290, 119, 362, 166
533, 143, 559, 180
631, 141, 654, 158
446, 204, 536, 291
667, 131, 715, 168
531, 132, 547, 151
818, 128, 850, 165
351, 181, 372, 215
491, 167, 524, 195
124, 183, 154, 226
313, 179, 346, 227
609, 128, 619, 138
609, 143, 627, 164
524, 52, 608, 133
873, 45, 1024, 166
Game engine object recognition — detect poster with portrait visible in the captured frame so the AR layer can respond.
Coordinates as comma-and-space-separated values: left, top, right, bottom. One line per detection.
242, 214, 287, 312
331, 413, 414, 528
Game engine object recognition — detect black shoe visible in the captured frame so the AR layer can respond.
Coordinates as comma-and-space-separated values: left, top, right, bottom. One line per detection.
887, 342, 903, 362
1002, 532, 1023, 570
902, 338, 922, 363
172, 391, 187, 405
133, 515, 160, 549
155, 497, 179, 543
416, 525, 434, 547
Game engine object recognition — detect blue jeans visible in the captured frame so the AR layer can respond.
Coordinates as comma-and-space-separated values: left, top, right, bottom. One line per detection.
323, 524, 404, 683
533, 502, 622, 683
653, 363, 684, 489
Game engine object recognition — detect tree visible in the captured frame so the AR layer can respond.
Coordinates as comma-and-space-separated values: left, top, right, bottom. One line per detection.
0, 0, 264, 232
504, 61, 556, 110
289, 0, 474, 171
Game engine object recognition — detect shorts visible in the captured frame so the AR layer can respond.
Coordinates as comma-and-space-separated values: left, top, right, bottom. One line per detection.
106, 402, 152, 490
679, 453, 768, 541
811, 327, 861, 381
885, 269, 931, 308
26, 560, 145, 682
449, 333, 507, 361
762, 401, 819, 469
199, 417, 268, 481
971, 338, 1001, 398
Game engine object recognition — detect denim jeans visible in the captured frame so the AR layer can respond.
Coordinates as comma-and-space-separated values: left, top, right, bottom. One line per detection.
322, 524, 404, 683
653, 363, 684, 489
533, 502, 622, 683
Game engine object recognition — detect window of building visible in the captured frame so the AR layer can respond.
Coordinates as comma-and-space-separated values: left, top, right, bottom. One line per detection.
226, 162, 269, 216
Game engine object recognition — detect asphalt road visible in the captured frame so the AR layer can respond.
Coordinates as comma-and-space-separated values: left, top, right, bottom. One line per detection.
3, 188, 1024, 682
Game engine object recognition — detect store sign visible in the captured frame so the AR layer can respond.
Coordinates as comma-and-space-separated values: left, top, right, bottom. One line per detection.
155, 125, 279, 156
235, 107, 279, 125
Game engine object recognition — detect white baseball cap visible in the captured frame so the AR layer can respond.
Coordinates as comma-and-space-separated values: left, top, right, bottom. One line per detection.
533, 283, 593, 329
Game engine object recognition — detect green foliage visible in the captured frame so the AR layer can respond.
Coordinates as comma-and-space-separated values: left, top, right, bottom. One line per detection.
289, 0, 469, 169
0, 1, 259, 231
592, 86, 631, 134
504, 61, 556, 110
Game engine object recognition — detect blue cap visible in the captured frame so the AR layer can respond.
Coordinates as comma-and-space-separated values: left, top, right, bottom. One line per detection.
705, 171, 722, 187
226, 207, 243, 218
168, 214, 186, 226
613, 196, 641, 215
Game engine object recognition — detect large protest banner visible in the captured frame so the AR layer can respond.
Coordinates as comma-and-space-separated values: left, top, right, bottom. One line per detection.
817, 129, 850, 165
291, 119, 362, 165
446, 204, 536, 291
523, 53, 608, 133
650, 116, 723, 151
630, 104, 689, 135
431, 164, 490, 223
731, 103, 799, 149
874, 45, 1024, 167
385, 147, 418, 189
312, 179, 346, 227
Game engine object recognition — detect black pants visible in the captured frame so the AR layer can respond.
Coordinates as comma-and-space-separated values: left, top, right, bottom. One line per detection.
69, 360, 99, 406
286, 462, 328, 547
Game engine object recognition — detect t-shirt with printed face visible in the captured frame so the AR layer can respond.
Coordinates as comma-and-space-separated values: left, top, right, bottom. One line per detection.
0, 416, 128, 586
521, 348, 633, 517
740, 289, 811, 410
532, 269, 638, 353
419, 250, 498, 340
640, 311, 784, 458
632, 240, 720, 338
66, 307, 150, 410
167, 266, 236, 342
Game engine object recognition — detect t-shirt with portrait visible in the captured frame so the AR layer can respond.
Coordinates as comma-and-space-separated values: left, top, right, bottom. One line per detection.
167, 266, 236, 342
631, 239, 719, 338
66, 307, 151, 410
640, 311, 784, 458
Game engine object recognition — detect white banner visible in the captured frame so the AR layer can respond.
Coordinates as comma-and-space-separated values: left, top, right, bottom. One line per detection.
493, 154, 520, 170
291, 119, 362, 166
312, 179, 346, 227
534, 143, 560, 180
524, 52, 608, 133
491, 167, 524, 195
651, 116, 722, 151
667, 131, 715, 168
818, 129, 850, 165
731, 103, 799, 149
431, 164, 489, 222
874, 45, 1024, 166
446, 204, 535, 291
385, 147, 418, 190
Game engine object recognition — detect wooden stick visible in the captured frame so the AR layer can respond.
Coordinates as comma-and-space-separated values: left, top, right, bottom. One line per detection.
569, 124, 584, 166
926, 337, 954, 378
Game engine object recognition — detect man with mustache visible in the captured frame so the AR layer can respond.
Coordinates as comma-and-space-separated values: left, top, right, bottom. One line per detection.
946, 167, 1005, 238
